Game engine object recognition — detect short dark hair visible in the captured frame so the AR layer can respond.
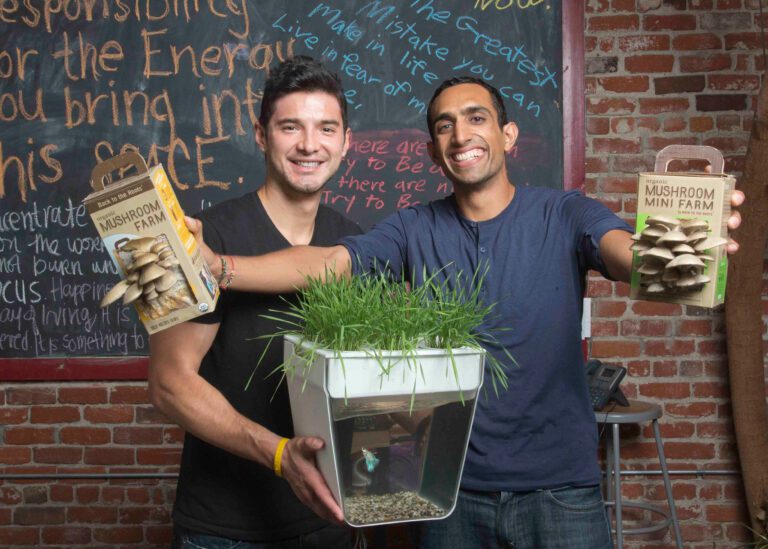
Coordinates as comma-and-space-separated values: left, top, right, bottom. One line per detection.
259, 55, 348, 130
426, 77, 508, 139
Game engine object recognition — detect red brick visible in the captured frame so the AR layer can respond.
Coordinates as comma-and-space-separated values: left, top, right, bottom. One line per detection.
136, 447, 182, 465
590, 340, 641, 357
618, 34, 670, 52
34, 446, 83, 464
83, 406, 134, 423
708, 74, 761, 91
119, 506, 170, 524
5, 427, 55, 445
654, 75, 706, 95
0, 486, 23, 505
14, 507, 65, 525
626, 360, 650, 377
677, 319, 712, 336
672, 33, 723, 50
704, 136, 749, 152
680, 54, 732, 72
0, 407, 28, 424
84, 447, 135, 465
586, 0, 609, 12
697, 421, 731, 438
75, 486, 100, 504
599, 75, 649, 93
639, 382, 691, 399
60, 427, 110, 445
666, 402, 717, 418
690, 116, 714, 132
49, 485, 74, 503
41, 526, 91, 545
645, 339, 696, 356
66, 506, 118, 524
93, 525, 144, 543
6, 388, 56, 405
58, 387, 108, 404
620, 319, 670, 336
30, 405, 81, 424
588, 14, 640, 31
109, 385, 149, 404
587, 97, 636, 115
648, 136, 699, 150
651, 360, 677, 377
594, 300, 627, 318
644, 14, 696, 30
665, 442, 716, 460
716, 114, 745, 131
163, 427, 185, 444
663, 116, 687, 132
147, 525, 173, 543
725, 32, 762, 50
126, 487, 151, 504
654, 421, 695, 438
694, 381, 729, 398
698, 339, 726, 355
591, 320, 618, 336
0, 447, 31, 464
114, 427, 164, 445
585, 156, 610, 174
610, 117, 636, 134
625, 54, 674, 73
0, 527, 38, 545
638, 98, 690, 114
601, 176, 636, 193
586, 117, 610, 135
636, 116, 661, 132
101, 487, 125, 504
631, 301, 683, 316
706, 504, 742, 522
592, 137, 642, 154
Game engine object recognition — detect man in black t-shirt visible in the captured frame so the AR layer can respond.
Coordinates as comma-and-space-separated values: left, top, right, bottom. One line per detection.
148, 57, 361, 548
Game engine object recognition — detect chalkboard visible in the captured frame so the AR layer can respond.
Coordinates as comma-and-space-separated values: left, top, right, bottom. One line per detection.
0, 0, 584, 376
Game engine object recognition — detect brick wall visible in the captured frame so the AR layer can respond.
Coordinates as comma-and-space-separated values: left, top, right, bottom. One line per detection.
1, 2, 767, 548
585, 0, 767, 547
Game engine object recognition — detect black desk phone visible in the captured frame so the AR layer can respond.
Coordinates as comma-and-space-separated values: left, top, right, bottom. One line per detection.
585, 359, 629, 410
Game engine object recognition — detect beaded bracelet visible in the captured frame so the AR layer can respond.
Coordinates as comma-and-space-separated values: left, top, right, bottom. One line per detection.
220, 256, 235, 290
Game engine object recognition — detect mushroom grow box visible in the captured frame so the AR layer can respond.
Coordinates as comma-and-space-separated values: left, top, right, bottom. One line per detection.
284, 335, 485, 527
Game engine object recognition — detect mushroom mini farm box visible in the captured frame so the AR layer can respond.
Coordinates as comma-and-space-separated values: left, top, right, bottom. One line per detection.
83, 152, 219, 334
630, 145, 735, 308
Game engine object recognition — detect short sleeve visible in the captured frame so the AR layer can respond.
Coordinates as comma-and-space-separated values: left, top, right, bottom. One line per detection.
559, 191, 632, 280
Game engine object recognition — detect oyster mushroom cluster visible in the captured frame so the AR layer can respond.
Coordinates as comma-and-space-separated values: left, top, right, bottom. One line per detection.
631, 216, 728, 294
100, 235, 195, 318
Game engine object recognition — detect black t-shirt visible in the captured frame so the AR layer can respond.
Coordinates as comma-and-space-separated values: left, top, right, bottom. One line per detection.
172, 191, 361, 541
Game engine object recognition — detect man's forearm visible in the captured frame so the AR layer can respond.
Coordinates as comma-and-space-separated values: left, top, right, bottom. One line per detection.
217, 245, 352, 293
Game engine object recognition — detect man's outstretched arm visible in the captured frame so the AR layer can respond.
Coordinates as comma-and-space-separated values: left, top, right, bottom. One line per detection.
186, 217, 352, 293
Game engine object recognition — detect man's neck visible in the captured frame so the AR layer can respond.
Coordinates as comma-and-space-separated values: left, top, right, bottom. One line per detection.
257, 185, 321, 246
454, 178, 516, 222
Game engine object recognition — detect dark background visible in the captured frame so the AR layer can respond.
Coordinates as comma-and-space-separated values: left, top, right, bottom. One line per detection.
0, 0, 563, 358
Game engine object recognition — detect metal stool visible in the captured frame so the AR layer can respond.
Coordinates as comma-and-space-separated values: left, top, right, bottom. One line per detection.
595, 400, 683, 549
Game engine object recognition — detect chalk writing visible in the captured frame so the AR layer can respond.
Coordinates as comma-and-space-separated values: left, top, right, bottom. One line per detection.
0, 1, 563, 358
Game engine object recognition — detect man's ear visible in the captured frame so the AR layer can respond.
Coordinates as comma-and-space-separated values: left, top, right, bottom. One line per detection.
342, 127, 351, 158
254, 122, 267, 152
427, 140, 437, 164
502, 122, 519, 152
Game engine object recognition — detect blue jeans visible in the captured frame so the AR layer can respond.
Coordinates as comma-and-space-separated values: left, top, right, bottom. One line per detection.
172, 524, 351, 549
415, 485, 612, 549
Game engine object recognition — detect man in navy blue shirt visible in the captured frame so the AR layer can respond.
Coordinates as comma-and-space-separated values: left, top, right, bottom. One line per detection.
189, 77, 744, 548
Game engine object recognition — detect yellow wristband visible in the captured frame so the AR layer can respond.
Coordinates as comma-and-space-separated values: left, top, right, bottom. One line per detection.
273, 437, 289, 478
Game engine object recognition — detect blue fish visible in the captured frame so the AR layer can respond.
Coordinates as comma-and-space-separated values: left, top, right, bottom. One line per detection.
361, 447, 380, 473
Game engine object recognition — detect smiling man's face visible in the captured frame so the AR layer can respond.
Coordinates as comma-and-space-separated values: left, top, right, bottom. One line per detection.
257, 91, 350, 196
427, 83, 518, 190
